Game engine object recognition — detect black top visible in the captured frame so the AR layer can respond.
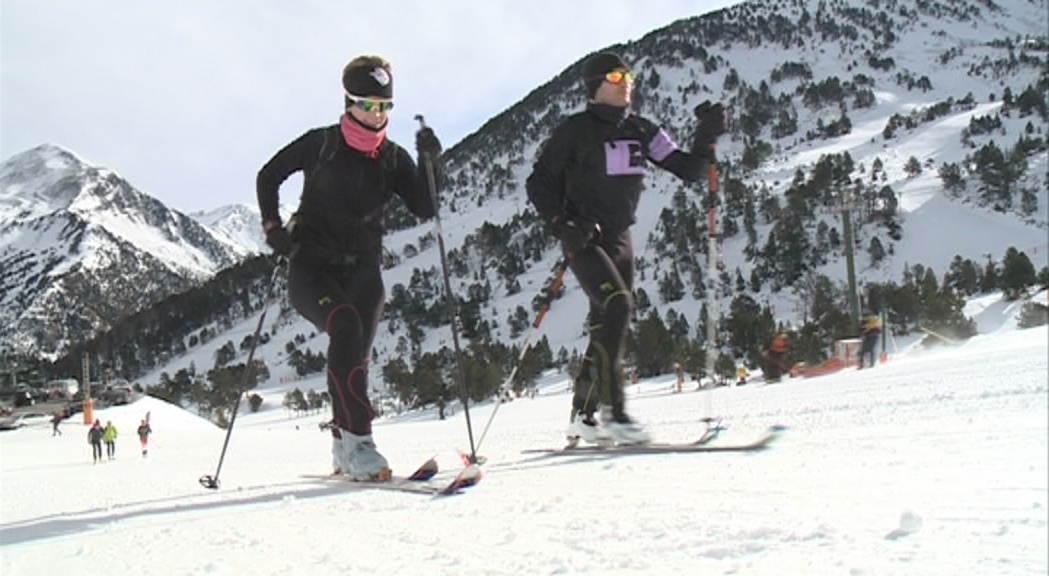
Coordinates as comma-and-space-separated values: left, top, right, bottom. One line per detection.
526, 103, 709, 235
256, 125, 437, 262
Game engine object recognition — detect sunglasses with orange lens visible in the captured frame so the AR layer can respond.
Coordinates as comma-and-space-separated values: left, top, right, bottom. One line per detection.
605, 69, 635, 84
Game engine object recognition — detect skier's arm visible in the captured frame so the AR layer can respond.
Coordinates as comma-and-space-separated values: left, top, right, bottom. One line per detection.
390, 145, 438, 220
256, 129, 323, 226
633, 115, 708, 183
649, 133, 709, 184
646, 101, 725, 184
526, 123, 575, 225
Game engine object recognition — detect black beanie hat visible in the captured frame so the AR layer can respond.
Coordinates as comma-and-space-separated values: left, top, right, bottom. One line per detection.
582, 52, 630, 98
342, 56, 393, 101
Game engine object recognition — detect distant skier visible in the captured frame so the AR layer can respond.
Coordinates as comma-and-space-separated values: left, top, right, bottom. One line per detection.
51, 411, 63, 436
858, 312, 882, 369
526, 51, 726, 446
256, 55, 442, 481
88, 419, 104, 464
102, 420, 118, 460
137, 417, 152, 457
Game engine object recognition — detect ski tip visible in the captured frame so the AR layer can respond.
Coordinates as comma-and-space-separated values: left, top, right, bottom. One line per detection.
461, 463, 483, 483
436, 464, 483, 496
456, 449, 487, 466
407, 457, 439, 481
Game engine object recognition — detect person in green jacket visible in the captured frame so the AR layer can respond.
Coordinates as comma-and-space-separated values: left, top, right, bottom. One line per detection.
102, 420, 118, 461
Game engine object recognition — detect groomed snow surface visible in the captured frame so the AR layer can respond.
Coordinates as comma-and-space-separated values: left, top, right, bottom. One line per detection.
1, 304, 1046, 575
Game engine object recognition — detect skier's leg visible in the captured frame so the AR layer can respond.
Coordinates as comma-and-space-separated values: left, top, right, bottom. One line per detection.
566, 343, 610, 446
571, 336, 600, 415
315, 264, 384, 435
289, 254, 389, 480
569, 231, 647, 444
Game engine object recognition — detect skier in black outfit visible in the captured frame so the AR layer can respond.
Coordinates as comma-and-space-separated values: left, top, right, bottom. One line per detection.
526, 52, 726, 445
88, 419, 104, 464
256, 55, 442, 481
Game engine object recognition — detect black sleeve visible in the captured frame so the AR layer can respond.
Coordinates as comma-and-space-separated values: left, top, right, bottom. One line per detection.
526, 121, 577, 225
389, 144, 437, 220
657, 149, 711, 184
633, 116, 711, 184
256, 128, 325, 225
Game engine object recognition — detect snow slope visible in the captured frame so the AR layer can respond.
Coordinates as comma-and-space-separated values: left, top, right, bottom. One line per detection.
1, 304, 1046, 575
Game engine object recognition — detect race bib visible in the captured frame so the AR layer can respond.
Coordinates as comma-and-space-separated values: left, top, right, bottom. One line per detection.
604, 140, 646, 175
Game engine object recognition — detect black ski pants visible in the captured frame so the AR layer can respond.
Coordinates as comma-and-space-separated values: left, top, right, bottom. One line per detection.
289, 246, 384, 436
568, 228, 634, 418
859, 331, 879, 368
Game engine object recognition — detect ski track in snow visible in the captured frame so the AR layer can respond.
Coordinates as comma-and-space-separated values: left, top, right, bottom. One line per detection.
1, 318, 1046, 575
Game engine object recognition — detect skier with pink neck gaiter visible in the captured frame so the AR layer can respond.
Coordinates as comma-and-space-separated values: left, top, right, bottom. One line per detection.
256, 54, 443, 481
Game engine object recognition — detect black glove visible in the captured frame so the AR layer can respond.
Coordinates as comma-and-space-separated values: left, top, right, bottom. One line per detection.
415, 127, 442, 161
692, 100, 726, 151
264, 222, 293, 256
554, 216, 601, 255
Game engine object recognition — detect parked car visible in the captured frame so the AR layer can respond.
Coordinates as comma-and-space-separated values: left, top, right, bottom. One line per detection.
101, 384, 135, 406
0, 412, 49, 431
12, 390, 35, 408
12, 386, 48, 407
46, 379, 80, 401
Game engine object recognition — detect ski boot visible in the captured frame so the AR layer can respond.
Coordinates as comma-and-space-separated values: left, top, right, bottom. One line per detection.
332, 428, 392, 481
600, 408, 651, 445
565, 411, 613, 448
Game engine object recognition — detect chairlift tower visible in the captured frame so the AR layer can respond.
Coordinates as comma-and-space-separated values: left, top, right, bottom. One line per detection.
839, 183, 861, 330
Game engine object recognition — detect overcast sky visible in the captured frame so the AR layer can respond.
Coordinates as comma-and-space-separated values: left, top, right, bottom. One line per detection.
2, 0, 740, 215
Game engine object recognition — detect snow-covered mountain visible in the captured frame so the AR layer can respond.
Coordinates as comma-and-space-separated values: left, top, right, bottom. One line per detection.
0, 144, 253, 358
3, 0, 1047, 370
190, 203, 270, 256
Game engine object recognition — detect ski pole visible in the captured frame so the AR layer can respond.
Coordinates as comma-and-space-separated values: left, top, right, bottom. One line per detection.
199, 257, 285, 490
415, 114, 479, 465
700, 105, 719, 424
474, 257, 570, 455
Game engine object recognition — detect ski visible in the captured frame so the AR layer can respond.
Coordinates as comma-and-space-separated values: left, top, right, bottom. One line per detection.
521, 424, 785, 456
303, 473, 454, 496
436, 462, 483, 496
302, 456, 482, 496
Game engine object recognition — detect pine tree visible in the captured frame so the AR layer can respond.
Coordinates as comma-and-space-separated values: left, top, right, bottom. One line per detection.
868, 236, 886, 265
974, 142, 1010, 211
981, 258, 1000, 293
658, 269, 685, 303
947, 256, 980, 296
904, 156, 922, 177
634, 310, 674, 377
1000, 247, 1037, 299
938, 162, 964, 197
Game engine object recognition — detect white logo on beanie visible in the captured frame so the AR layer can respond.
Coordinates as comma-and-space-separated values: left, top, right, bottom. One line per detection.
370, 67, 391, 87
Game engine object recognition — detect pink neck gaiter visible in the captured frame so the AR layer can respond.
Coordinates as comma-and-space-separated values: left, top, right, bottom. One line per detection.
340, 113, 387, 158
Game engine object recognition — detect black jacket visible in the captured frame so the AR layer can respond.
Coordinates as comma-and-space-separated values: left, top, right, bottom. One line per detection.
256, 125, 437, 262
526, 104, 710, 235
